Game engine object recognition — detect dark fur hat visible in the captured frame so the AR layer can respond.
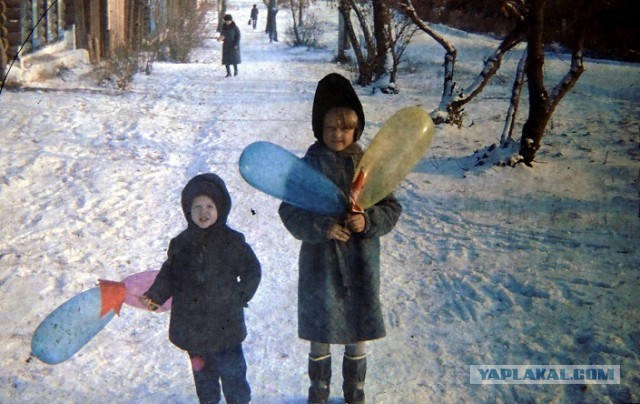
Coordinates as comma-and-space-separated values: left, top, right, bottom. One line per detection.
312, 73, 365, 142
181, 173, 232, 226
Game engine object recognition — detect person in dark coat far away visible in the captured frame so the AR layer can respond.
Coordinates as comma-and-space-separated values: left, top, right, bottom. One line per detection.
219, 14, 241, 77
250, 4, 259, 30
278, 73, 402, 404
141, 173, 261, 404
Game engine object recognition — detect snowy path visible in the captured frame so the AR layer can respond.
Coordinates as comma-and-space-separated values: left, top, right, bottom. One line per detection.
1, 0, 639, 402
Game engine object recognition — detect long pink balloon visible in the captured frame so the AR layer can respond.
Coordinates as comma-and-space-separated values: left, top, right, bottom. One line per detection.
122, 270, 172, 312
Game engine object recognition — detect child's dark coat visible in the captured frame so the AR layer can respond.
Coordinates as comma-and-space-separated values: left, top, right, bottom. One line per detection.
279, 142, 402, 344
145, 174, 261, 352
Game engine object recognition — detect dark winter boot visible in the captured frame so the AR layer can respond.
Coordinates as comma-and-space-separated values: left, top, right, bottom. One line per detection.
308, 354, 331, 404
342, 354, 366, 404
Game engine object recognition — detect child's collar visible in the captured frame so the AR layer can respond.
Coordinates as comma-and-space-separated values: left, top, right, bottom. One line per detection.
310, 141, 362, 155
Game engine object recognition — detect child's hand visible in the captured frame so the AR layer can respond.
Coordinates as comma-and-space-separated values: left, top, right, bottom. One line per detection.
327, 223, 351, 242
345, 213, 365, 233
139, 295, 160, 311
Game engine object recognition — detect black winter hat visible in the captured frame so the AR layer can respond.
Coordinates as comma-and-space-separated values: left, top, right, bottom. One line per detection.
181, 173, 232, 225
312, 73, 365, 142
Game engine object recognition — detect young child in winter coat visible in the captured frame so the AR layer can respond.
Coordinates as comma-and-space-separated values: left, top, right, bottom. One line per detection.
141, 173, 261, 404
278, 73, 402, 404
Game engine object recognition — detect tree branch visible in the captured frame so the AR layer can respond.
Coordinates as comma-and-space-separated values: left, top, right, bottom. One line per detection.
546, 0, 590, 115
452, 20, 526, 108
346, 0, 376, 56
338, 0, 366, 68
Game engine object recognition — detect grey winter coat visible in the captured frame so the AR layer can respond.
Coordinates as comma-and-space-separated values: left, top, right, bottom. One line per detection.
278, 142, 402, 344
221, 22, 241, 65
145, 174, 261, 353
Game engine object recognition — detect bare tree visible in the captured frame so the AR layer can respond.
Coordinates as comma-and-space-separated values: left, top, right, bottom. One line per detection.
338, 0, 390, 85
217, 0, 227, 32
265, 0, 279, 42
287, 0, 306, 45
338, 0, 376, 84
335, 9, 351, 62
387, 8, 418, 87
285, 0, 323, 47
400, 0, 526, 126
338, 0, 422, 89
372, 0, 391, 79
518, 0, 589, 165
392, 0, 595, 167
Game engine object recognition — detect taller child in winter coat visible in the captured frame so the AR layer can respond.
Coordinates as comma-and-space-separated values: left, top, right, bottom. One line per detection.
278, 73, 402, 404
141, 173, 261, 404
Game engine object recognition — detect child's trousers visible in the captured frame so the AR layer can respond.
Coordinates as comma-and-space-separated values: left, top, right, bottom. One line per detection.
190, 344, 251, 404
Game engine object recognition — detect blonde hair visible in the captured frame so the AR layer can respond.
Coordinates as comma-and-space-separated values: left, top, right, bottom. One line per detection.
325, 107, 360, 134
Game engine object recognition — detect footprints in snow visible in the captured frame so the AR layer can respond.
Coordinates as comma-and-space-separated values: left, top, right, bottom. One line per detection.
434, 271, 554, 323
434, 267, 621, 325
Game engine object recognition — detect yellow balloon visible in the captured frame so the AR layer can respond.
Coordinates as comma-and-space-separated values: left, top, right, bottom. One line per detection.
351, 106, 435, 210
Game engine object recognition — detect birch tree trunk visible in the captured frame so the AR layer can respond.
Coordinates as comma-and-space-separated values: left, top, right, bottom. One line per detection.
500, 50, 526, 146
336, 8, 350, 62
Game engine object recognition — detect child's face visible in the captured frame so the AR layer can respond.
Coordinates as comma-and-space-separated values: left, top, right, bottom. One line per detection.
191, 195, 218, 229
322, 109, 356, 152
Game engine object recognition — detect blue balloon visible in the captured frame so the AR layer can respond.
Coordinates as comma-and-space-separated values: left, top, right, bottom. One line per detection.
239, 141, 348, 215
31, 287, 115, 365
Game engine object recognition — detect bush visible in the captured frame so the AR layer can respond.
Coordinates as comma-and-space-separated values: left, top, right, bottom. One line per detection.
101, 46, 141, 89
152, 0, 211, 63
285, 12, 324, 48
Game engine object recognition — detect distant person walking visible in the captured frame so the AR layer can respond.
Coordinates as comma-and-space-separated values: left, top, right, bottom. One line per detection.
218, 14, 241, 77
250, 5, 259, 30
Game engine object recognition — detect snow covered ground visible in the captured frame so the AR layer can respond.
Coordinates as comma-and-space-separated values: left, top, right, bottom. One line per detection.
1, 0, 639, 402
